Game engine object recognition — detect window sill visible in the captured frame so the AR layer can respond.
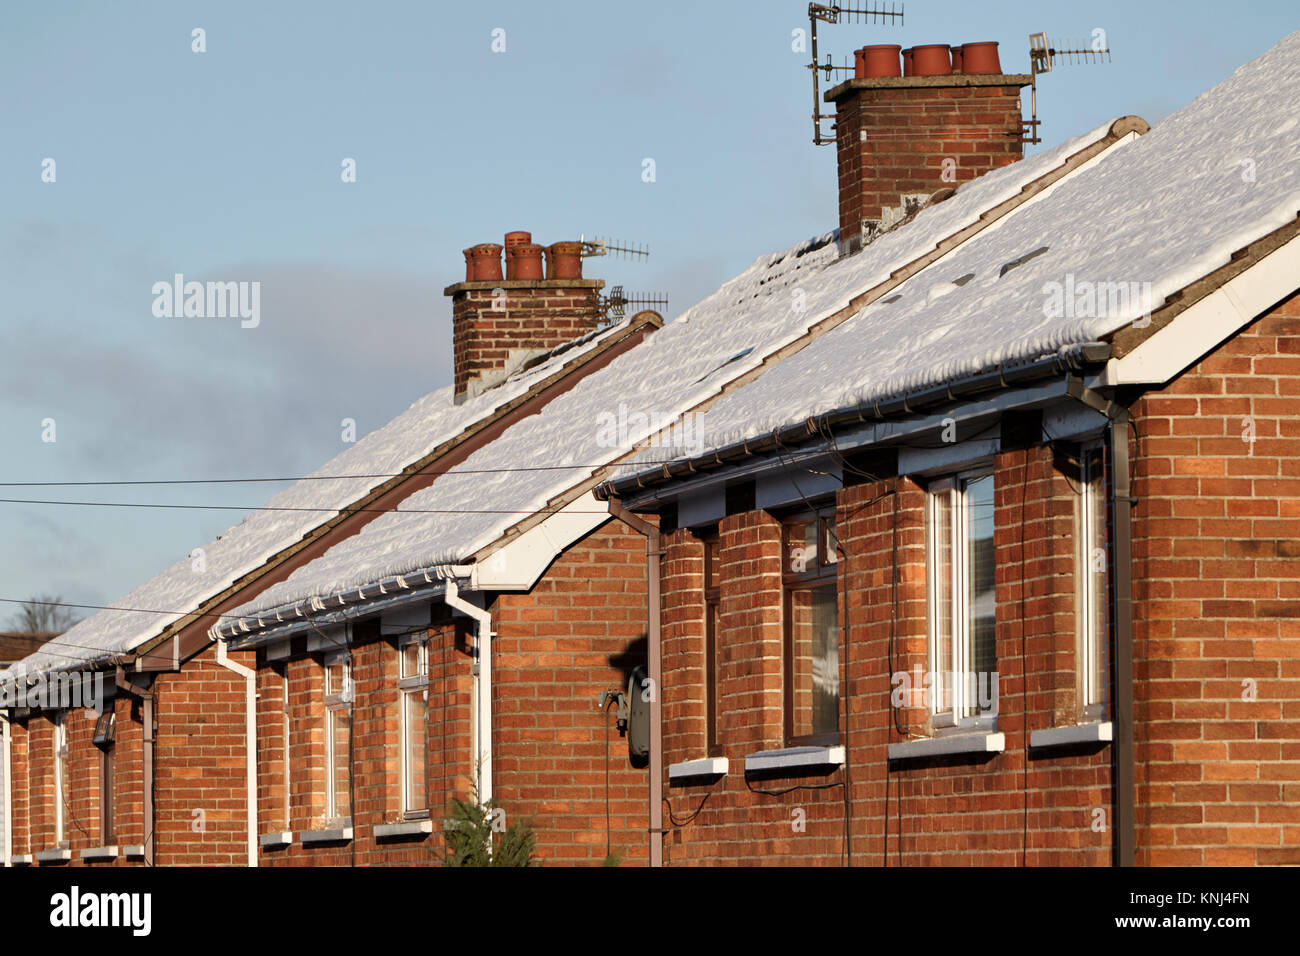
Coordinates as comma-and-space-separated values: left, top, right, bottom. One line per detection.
668, 757, 729, 782
1031, 722, 1112, 749
258, 831, 294, 849
374, 820, 433, 842
34, 848, 73, 864
745, 745, 844, 775
80, 845, 119, 862
11, 854, 33, 866
123, 844, 146, 861
888, 732, 1005, 761
300, 827, 353, 846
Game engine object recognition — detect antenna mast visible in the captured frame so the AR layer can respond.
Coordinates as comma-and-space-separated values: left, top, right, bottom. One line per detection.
1024, 32, 1112, 144
807, 2, 905, 145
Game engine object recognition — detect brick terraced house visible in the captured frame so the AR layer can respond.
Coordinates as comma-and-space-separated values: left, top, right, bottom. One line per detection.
0, 258, 660, 867
598, 32, 1300, 865
200, 53, 1151, 864
3, 29, 1298, 869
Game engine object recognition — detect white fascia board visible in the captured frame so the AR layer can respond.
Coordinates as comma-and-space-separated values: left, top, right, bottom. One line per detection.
473, 491, 609, 591
1105, 231, 1300, 387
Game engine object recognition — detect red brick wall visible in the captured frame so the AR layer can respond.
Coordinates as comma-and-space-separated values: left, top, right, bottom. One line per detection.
662, 533, 705, 768
833, 79, 1025, 250
1130, 291, 1300, 865
260, 619, 475, 867
262, 520, 647, 867
14, 693, 146, 867
8, 718, 28, 857
663, 508, 849, 865
63, 708, 96, 854
113, 694, 144, 859
152, 643, 255, 866
492, 518, 650, 865
451, 281, 603, 399
28, 716, 52, 854
660, 451, 1113, 865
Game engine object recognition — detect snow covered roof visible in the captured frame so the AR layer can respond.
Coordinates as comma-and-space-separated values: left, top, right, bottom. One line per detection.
216, 120, 1130, 634
2, 317, 637, 681
607, 30, 1300, 484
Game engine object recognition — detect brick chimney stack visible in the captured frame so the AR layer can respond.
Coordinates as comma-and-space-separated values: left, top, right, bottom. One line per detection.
445, 232, 605, 402
828, 42, 1031, 254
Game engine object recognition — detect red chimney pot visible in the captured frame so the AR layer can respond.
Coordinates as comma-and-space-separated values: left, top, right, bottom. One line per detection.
464, 243, 504, 282
546, 242, 584, 280
506, 242, 546, 281
960, 42, 1002, 75
861, 44, 902, 78
911, 44, 952, 76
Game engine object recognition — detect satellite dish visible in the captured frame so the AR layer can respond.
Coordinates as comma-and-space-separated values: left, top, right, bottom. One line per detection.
626, 665, 651, 768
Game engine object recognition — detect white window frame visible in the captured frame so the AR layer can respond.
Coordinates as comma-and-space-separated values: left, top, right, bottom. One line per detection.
1078, 441, 1109, 721
54, 712, 68, 846
323, 653, 352, 824
927, 470, 998, 731
398, 637, 429, 817
281, 668, 292, 830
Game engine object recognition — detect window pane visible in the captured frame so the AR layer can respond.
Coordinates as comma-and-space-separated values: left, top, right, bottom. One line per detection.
282, 674, 292, 829
401, 642, 424, 680
931, 488, 953, 710
786, 520, 817, 574
706, 597, 720, 753
822, 517, 838, 565
705, 537, 719, 589
964, 474, 996, 717
405, 690, 427, 812
811, 585, 839, 736
101, 748, 114, 843
331, 708, 350, 819
58, 718, 70, 841
790, 584, 839, 738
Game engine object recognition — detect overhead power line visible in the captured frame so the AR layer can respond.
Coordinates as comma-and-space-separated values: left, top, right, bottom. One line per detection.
0, 459, 690, 488
0, 497, 614, 515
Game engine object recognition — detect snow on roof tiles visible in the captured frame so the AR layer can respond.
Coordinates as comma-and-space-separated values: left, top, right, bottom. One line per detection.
613, 31, 1300, 466
221, 122, 1121, 627
4, 318, 632, 679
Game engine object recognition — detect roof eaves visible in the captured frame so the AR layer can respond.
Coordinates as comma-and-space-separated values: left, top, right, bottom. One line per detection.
595, 343, 1112, 501
34, 314, 662, 677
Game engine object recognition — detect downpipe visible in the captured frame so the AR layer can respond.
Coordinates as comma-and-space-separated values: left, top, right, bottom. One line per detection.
607, 498, 664, 868
445, 578, 494, 803
215, 639, 258, 867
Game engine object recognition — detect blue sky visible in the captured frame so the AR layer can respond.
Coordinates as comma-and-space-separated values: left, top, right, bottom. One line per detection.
1, 0, 1296, 623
